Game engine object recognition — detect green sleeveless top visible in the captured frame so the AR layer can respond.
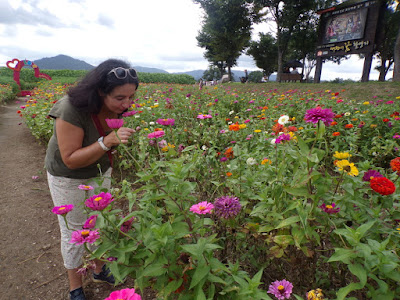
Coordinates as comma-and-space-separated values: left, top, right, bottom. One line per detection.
45, 96, 111, 179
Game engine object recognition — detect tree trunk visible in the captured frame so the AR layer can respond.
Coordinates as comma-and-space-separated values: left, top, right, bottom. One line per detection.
394, 28, 400, 82
277, 49, 283, 82
378, 58, 386, 82
227, 65, 232, 81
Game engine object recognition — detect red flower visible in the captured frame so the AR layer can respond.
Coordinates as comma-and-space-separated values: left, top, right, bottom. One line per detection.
345, 124, 353, 129
370, 177, 396, 195
332, 132, 340, 136
383, 118, 390, 122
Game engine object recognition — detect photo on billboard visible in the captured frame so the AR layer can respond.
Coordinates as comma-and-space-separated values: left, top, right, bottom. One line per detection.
322, 7, 368, 44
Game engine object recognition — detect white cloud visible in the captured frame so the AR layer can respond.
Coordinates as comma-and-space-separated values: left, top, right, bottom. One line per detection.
0, 0, 385, 81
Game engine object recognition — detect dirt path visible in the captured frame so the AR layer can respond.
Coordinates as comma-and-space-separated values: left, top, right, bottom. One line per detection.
0, 99, 141, 300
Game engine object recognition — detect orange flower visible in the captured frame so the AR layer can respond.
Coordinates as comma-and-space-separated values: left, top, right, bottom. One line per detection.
229, 123, 240, 131
390, 157, 400, 174
331, 121, 337, 126
345, 124, 353, 129
332, 132, 340, 136
226, 172, 233, 177
224, 147, 234, 159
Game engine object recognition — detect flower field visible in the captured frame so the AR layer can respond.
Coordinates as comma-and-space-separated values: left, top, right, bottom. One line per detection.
15, 81, 400, 299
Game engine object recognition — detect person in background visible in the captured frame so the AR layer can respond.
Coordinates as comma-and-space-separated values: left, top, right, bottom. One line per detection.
45, 59, 139, 300
290, 68, 299, 74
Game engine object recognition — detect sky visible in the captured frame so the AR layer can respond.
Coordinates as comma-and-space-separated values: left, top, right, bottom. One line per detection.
0, 0, 384, 81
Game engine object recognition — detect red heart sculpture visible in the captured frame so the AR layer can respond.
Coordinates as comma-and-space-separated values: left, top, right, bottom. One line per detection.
6, 59, 20, 70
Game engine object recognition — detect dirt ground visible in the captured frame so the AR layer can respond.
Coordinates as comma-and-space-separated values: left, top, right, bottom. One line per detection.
0, 99, 153, 300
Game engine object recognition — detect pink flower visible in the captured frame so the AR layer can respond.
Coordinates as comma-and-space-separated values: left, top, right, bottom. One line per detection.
83, 215, 98, 229
105, 118, 124, 129
122, 110, 139, 117
85, 192, 114, 211
78, 184, 94, 191
32, 175, 39, 181
157, 118, 175, 126
70, 229, 100, 245
320, 203, 340, 214
147, 130, 165, 139
267, 279, 293, 300
190, 201, 214, 215
104, 288, 141, 300
197, 114, 212, 119
52, 204, 74, 215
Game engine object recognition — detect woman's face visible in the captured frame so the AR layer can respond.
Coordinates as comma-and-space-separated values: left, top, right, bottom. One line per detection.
102, 83, 137, 114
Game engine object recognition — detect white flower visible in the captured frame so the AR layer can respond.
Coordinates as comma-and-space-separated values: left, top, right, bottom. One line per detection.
344, 112, 351, 116
246, 157, 257, 165
149, 121, 155, 125
229, 111, 235, 115
146, 107, 152, 111
278, 115, 290, 125
271, 138, 277, 144
201, 145, 208, 151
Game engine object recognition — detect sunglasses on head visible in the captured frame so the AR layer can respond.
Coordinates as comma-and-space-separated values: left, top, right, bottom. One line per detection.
107, 67, 138, 79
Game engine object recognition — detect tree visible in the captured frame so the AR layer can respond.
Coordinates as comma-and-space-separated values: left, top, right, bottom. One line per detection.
194, 0, 263, 80
393, 1, 400, 82
374, 2, 400, 81
246, 32, 278, 79
202, 65, 222, 81
252, 0, 317, 82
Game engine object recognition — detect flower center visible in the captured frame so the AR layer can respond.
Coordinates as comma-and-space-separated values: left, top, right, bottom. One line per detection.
343, 165, 351, 172
199, 205, 206, 211
326, 205, 333, 209
81, 230, 90, 238
59, 207, 66, 210
94, 197, 103, 202
278, 285, 285, 293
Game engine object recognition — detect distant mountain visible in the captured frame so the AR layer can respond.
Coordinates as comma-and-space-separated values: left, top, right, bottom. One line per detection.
32, 55, 271, 82
34, 54, 94, 70
134, 66, 168, 74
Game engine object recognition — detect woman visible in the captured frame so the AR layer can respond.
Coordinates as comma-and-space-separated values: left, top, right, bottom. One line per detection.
45, 59, 139, 300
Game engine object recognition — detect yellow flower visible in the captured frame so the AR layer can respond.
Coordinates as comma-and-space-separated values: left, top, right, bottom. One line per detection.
370, 124, 377, 128
307, 288, 324, 300
239, 124, 246, 129
335, 160, 359, 176
363, 101, 370, 105
362, 110, 368, 114
254, 129, 261, 133
333, 151, 351, 159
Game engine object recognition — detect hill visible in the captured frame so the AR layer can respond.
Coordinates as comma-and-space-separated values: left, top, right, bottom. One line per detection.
34, 54, 94, 70
31, 55, 270, 81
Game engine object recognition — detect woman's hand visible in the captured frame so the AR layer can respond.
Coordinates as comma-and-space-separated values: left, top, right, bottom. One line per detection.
104, 127, 135, 147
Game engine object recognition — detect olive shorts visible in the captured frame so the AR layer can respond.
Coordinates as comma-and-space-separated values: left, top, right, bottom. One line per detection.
47, 169, 111, 269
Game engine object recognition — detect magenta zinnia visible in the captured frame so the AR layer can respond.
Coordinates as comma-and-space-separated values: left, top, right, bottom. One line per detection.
85, 192, 114, 210
78, 184, 94, 191
52, 204, 74, 215
147, 130, 165, 139
214, 196, 241, 219
190, 201, 214, 215
156, 118, 175, 126
104, 288, 142, 300
304, 107, 335, 126
105, 118, 124, 129
267, 279, 293, 300
320, 203, 340, 214
362, 170, 383, 182
83, 215, 98, 229
70, 229, 100, 245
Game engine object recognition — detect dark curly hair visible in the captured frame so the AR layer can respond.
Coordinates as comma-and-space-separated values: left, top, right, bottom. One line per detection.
67, 59, 139, 114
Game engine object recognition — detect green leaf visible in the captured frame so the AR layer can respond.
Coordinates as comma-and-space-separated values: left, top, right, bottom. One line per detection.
348, 263, 367, 286
284, 186, 310, 197
142, 263, 166, 277
275, 216, 300, 229
163, 278, 183, 296
190, 264, 210, 289
327, 248, 356, 263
